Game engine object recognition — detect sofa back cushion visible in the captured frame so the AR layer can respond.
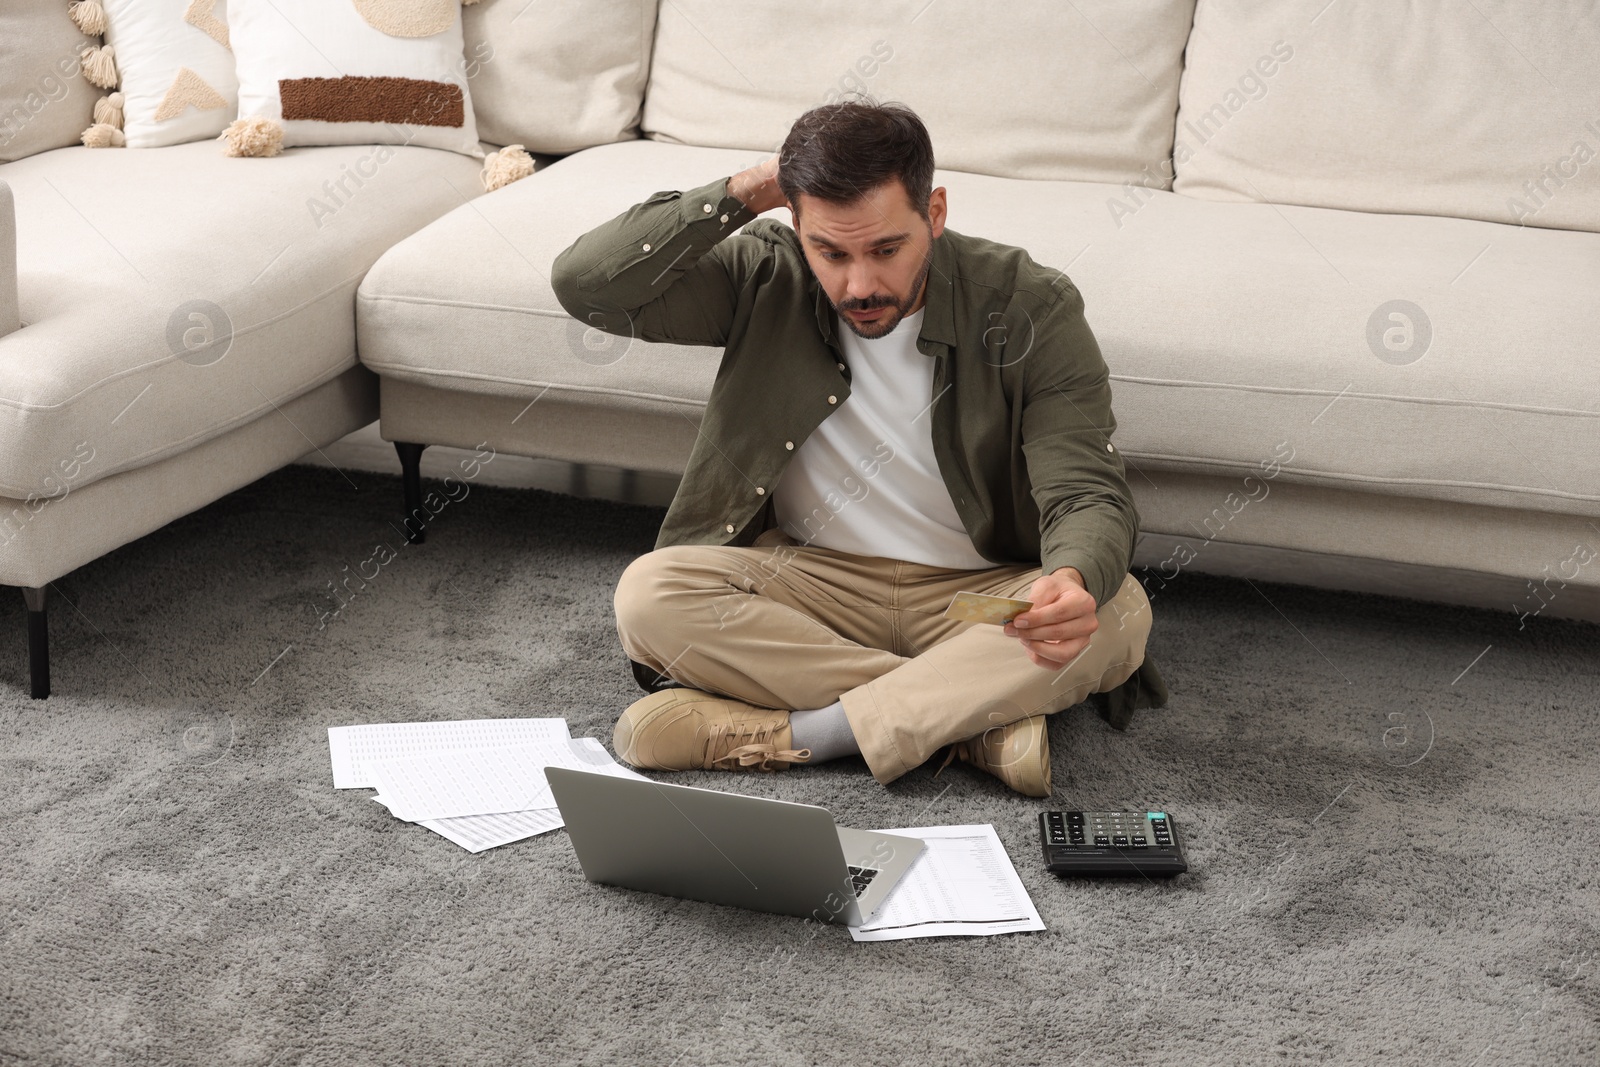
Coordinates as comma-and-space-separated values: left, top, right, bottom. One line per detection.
642, 0, 1196, 186
463, 0, 656, 154
1, 8, 99, 162
1172, 0, 1600, 233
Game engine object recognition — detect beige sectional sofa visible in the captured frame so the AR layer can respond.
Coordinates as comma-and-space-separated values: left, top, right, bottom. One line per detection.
360, 0, 1600, 632
4, 0, 1596, 700
0, 1, 654, 697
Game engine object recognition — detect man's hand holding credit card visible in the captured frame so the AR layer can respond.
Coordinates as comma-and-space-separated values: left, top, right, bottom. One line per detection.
943, 567, 1101, 671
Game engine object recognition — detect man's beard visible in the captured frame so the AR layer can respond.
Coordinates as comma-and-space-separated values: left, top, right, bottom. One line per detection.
830, 246, 934, 340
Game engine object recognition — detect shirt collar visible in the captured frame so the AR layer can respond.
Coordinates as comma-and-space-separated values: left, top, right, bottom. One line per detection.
919, 228, 959, 348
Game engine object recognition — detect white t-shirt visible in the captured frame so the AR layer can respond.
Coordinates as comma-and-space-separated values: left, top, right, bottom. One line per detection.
772, 307, 994, 569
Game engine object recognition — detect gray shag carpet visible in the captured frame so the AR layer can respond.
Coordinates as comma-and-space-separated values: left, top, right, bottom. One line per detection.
1, 465, 1597, 1067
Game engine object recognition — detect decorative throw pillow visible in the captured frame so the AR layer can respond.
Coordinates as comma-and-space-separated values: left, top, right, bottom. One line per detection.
222, 0, 482, 158
83, 0, 239, 149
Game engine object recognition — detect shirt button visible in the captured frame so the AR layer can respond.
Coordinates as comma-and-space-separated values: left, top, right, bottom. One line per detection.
1106, 443, 1115, 452
724, 523, 734, 533
785, 440, 794, 450
720, 214, 730, 223
755, 487, 765, 495
836, 362, 845, 371
703, 203, 714, 213
827, 395, 837, 404
641, 242, 652, 252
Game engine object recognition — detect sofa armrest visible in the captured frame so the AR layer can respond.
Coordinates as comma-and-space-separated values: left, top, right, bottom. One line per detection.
0, 180, 16, 338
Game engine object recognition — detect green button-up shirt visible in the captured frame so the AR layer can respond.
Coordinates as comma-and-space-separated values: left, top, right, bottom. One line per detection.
553, 176, 1167, 719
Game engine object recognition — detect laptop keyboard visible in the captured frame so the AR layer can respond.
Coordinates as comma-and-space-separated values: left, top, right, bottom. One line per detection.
847, 865, 880, 897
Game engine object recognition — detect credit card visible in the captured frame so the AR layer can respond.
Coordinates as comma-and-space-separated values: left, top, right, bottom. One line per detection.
943, 590, 1035, 626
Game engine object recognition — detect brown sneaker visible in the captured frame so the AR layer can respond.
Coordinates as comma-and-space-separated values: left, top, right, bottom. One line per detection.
940, 715, 1052, 797
613, 688, 811, 772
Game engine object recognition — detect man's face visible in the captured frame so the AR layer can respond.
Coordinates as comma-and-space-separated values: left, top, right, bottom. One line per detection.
790, 180, 948, 340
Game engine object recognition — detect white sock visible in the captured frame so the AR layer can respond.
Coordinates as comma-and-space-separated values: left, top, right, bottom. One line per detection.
788, 700, 859, 763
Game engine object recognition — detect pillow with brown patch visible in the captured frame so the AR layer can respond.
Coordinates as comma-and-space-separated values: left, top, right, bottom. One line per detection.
222, 0, 481, 158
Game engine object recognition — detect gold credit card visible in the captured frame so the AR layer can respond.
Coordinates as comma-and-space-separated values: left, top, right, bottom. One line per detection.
943, 590, 1035, 626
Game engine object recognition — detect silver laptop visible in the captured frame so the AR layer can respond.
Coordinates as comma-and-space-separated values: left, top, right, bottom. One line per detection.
544, 767, 925, 926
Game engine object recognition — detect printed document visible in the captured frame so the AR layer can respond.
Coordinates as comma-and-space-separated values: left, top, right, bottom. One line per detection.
328, 717, 571, 789
850, 824, 1045, 942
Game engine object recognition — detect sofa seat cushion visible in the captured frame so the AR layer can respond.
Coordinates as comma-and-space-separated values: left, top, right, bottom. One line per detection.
0, 139, 481, 498
997, 183, 1600, 518
358, 141, 752, 421
357, 139, 1600, 518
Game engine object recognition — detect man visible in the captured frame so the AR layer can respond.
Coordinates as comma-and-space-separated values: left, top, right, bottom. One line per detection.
552, 101, 1166, 797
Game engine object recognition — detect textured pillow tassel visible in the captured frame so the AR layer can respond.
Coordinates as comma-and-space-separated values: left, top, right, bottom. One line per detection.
220, 116, 284, 157
80, 123, 125, 148
69, 0, 108, 36
93, 92, 125, 130
481, 144, 534, 191
80, 44, 119, 90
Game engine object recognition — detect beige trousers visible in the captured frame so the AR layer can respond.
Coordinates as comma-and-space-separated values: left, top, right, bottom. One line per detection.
613, 527, 1154, 785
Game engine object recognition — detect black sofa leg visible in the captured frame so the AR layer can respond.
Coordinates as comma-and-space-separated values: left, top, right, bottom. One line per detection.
22, 586, 48, 700
394, 441, 429, 545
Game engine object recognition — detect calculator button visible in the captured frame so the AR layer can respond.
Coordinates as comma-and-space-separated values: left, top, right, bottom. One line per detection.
1113, 835, 1129, 846
1094, 835, 1109, 846
1132, 837, 1147, 847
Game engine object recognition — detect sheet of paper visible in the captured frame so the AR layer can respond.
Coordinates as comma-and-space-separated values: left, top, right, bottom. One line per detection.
371, 739, 647, 852
370, 795, 563, 852
422, 808, 567, 853
366, 736, 648, 822
850, 824, 1046, 942
327, 717, 570, 789
567, 736, 652, 782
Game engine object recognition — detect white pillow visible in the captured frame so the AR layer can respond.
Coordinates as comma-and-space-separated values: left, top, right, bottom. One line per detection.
225, 0, 481, 157
101, 0, 238, 148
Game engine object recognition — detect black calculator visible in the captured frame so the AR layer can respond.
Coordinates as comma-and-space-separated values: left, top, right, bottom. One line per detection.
1038, 810, 1188, 877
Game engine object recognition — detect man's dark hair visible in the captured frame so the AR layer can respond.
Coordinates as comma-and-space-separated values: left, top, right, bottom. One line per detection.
778, 100, 935, 220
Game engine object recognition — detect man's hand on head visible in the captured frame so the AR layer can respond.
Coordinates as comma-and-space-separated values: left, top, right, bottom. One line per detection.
727, 154, 786, 214
1003, 567, 1098, 670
